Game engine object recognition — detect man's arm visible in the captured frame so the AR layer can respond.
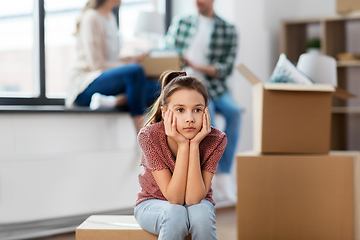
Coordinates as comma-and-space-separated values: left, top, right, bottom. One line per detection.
164, 17, 181, 50
213, 27, 238, 79
182, 25, 238, 79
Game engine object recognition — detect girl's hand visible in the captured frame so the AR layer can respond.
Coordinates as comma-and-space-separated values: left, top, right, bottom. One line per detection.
190, 108, 211, 144
164, 110, 189, 145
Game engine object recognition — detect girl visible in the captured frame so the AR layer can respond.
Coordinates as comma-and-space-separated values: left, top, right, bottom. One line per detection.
134, 71, 227, 240
67, 0, 160, 133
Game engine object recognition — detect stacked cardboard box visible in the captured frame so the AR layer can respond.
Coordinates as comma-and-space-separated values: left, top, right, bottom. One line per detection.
236, 64, 355, 154
337, 0, 360, 13
236, 65, 359, 240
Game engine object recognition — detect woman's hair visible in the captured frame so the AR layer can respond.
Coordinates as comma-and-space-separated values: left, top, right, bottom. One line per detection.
145, 71, 210, 126
74, 0, 108, 35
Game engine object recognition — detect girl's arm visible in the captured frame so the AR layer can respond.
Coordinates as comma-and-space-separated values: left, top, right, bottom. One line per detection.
152, 110, 190, 205
185, 109, 212, 206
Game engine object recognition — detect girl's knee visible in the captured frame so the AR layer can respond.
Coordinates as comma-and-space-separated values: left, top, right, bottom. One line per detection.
163, 204, 187, 221
163, 204, 188, 228
188, 200, 216, 225
188, 203, 217, 239
161, 204, 189, 236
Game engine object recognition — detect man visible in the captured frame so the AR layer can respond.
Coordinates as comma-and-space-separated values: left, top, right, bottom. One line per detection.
164, 0, 241, 205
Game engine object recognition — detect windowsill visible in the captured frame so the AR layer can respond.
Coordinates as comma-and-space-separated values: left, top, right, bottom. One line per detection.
0, 105, 125, 113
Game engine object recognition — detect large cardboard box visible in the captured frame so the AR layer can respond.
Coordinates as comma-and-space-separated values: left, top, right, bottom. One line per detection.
236, 64, 355, 154
237, 151, 359, 240
76, 215, 191, 240
337, 0, 360, 13
140, 56, 181, 78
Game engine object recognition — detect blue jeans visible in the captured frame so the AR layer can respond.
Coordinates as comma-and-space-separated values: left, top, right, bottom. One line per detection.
74, 63, 161, 116
208, 92, 242, 174
134, 199, 217, 240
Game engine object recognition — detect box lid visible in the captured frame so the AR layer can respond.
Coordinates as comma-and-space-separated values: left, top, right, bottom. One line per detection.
236, 64, 356, 99
263, 83, 335, 92
77, 215, 142, 230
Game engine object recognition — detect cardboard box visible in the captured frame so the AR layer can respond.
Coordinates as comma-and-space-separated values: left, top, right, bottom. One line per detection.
237, 151, 359, 240
140, 56, 181, 78
76, 215, 191, 240
337, 0, 360, 13
236, 64, 355, 154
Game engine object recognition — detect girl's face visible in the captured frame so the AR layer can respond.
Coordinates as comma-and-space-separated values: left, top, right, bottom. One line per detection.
162, 89, 206, 140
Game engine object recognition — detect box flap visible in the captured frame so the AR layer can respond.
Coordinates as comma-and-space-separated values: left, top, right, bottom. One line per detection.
334, 87, 357, 99
237, 64, 335, 92
236, 63, 357, 97
263, 83, 335, 92
236, 64, 261, 85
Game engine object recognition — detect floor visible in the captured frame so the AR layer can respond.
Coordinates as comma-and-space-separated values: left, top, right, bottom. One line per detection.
32, 207, 237, 240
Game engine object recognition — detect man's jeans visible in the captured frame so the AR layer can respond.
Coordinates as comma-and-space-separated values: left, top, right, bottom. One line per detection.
208, 92, 242, 173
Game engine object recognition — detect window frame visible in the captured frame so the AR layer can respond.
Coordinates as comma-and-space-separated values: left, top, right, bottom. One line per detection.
0, 0, 172, 106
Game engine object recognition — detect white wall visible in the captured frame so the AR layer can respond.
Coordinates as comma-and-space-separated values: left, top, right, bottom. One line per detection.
0, 114, 137, 156
293, 0, 336, 17
0, 114, 141, 226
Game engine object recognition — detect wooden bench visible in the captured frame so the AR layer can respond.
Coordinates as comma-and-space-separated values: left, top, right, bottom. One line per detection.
76, 215, 191, 240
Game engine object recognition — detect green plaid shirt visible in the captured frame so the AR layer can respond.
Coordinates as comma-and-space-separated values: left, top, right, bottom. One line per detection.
164, 14, 238, 99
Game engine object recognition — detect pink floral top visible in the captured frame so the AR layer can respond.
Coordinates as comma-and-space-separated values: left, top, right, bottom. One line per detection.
135, 121, 227, 206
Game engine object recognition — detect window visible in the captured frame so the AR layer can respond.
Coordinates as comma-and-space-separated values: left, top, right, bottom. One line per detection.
119, 0, 166, 56
44, 0, 88, 99
0, 0, 37, 98
0, 0, 171, 105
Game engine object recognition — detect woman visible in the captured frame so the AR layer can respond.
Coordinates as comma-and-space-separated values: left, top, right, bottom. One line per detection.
66, 0, 159, 133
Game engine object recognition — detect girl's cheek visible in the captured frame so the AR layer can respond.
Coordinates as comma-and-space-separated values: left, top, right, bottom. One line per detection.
173, 113, 182, 129
175, 115, 180, 127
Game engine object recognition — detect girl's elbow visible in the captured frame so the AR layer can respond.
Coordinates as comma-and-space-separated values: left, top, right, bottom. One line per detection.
185, 196, 204, 206
185, 200, 201, 206
166, 195, 184, 205
168, 199, 184, 205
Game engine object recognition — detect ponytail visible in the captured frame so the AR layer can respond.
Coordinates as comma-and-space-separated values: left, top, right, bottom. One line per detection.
144, 70, 209, 127
145, 70, 187, 126
160, 71, 187, 89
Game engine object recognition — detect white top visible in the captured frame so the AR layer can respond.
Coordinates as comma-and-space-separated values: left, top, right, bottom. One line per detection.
99, 13, 120, 62
66, 9, 125, 107
185, 15, 214, 80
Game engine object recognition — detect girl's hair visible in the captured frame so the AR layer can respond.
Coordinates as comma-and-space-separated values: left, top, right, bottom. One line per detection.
145, 71, 210, 126
74, 0, 108, 35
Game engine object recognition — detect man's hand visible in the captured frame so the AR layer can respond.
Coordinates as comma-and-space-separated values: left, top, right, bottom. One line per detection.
182, 56, 218, 78
182, 56, 196, 68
